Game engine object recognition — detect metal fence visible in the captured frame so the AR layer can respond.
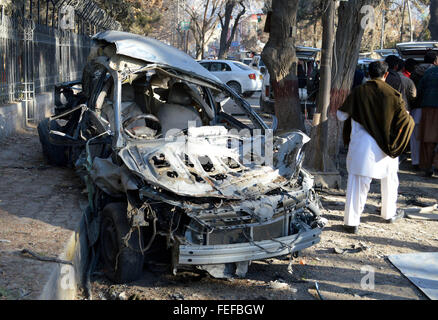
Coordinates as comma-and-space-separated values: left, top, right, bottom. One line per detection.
0, 0, 121, 125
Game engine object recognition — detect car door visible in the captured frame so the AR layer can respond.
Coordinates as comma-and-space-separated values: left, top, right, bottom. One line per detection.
209, 62, 233, 84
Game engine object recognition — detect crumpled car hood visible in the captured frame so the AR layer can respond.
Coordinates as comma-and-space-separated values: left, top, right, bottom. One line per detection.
119, 127, 310, 199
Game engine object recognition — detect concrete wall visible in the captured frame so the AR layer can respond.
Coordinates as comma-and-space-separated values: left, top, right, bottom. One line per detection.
0, 92, 55, 138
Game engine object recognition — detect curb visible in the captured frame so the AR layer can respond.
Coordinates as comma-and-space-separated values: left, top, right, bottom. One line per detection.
39, 214, 90, 300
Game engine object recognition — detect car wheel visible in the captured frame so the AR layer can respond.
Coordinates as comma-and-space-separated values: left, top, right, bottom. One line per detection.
37, 118, 69, 166
227, 81, 242, 96
242, 91, 254, 98
100, 202, 144, 283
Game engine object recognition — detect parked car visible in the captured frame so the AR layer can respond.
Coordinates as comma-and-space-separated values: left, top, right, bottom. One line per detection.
198, 59, 262, 97
396, 42, 438, 61
374, 48, 400, 60
260, 47, 320, 115
357, 58, 380, 80
249, 55, 265, 71
241, 57, 253, 66
38, 31, 325, 283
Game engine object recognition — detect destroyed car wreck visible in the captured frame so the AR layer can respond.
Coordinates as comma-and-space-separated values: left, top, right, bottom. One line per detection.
38, 31, 326, 283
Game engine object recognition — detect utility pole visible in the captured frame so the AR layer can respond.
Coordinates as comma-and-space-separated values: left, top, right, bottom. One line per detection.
176, 0, 180, 48
381, 9, 386, 49
400, 0, 406, 43
407, 0, 414, 42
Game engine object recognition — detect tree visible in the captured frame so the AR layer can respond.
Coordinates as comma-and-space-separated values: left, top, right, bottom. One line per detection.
326, 0, 380, 166
217, 0, 246, 59
304, 0, 380, 186
261, 0, 305, 132
94, 0, 164, 35
304, 0, 336, 174
185, 0, 223, 59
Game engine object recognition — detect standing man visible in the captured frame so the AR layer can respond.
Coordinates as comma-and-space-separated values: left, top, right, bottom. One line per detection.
415, 51, 438, 177
397, 59, 417, 110
403, 58, 418, 79
410, 52, 438, 172
411, 51, 438, 86
397, 59, 418, 170
337, 61, 415, 234
384, 55, 402, 92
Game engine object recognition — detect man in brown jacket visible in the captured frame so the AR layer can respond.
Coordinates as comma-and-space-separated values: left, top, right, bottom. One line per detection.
337, 61, 415, 233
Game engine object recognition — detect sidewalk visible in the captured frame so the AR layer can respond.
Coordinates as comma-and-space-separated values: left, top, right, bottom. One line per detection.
0, 130, 85, 300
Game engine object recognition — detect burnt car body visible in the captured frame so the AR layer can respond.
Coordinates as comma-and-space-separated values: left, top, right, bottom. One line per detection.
38, 31, 325, 283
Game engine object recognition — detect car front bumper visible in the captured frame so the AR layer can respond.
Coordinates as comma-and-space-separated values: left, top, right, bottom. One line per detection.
177, 227, 321, 265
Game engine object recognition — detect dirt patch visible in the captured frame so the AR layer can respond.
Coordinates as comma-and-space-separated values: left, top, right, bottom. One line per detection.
0, 130, 85, 300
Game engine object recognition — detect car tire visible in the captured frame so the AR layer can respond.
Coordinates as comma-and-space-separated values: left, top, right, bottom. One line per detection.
242, 91, 254, 98
37, 118, 69, 166
100, 202, 144, 284
227, 81, 242, 96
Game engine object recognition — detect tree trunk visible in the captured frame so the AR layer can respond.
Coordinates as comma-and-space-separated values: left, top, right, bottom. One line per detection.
261, 0, 304, 133
217, 1, 246, 60
304, 0, 336, 172
218, 1, 234, 59
429, 0, 438, 40
327, 0, 379, 165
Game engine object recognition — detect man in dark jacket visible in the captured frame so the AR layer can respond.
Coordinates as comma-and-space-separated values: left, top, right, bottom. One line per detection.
385, 55, 402, 92
411, 51, 438, 86
416, 51, 438, 177
408, 52, 438, 171
337, 61, 414, 233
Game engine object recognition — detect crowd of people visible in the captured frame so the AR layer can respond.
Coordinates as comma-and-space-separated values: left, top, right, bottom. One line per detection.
337, 50, 438, 233
383, 51, 438, 177
350, 52, 438, 178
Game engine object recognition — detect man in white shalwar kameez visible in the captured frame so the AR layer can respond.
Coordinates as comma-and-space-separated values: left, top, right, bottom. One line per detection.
337, 61, 415, 233
337, 110, 400, 229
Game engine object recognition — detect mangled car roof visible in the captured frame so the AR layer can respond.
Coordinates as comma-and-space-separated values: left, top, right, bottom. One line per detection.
93, 30, 222, 86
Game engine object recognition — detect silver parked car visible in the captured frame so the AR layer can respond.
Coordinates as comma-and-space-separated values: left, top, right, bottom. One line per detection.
198, 59, 263, 97
38, 31, 325, 283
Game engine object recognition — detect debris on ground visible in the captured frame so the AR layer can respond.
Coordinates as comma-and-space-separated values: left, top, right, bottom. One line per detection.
118, 292, 127, 300
404, 204, 438, 220
332, 243, 369, 255
170, 292, 185, 300
19, 249, 73, 265
315, 282, 324, 300
267, 280, 297, 293
388, 252, 438, 300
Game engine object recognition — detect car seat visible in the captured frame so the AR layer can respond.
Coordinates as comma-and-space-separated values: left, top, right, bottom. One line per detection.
156, 83, 202, 136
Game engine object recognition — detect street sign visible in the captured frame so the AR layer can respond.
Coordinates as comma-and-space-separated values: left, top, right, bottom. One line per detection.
180, 21, 190, 31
